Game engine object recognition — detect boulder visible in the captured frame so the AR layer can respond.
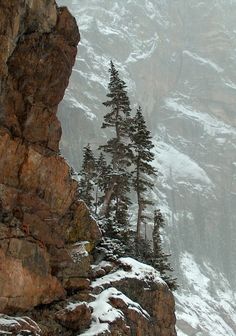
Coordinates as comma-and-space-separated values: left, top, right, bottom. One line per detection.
0, 249, 65, 312
55, 302, 91, 331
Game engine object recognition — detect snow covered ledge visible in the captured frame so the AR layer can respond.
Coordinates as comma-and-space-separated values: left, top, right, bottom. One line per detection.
80, 257, 177, 336
0, 258, 176, 335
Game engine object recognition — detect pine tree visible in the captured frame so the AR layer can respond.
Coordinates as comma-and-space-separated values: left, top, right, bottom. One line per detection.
94, 152, 112, 214
102, 61, 131, 158
79, 144, 96, 208
99, 61, 132, 224
152, 209, 178, 290
130, 106, 157, 241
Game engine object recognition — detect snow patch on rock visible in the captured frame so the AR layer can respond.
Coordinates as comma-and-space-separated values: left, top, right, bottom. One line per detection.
153, 139, 213, 186
176, 253, 236, 336
92, 257, 165, 289
165, 97, 236, 136
183, 50, 224, 73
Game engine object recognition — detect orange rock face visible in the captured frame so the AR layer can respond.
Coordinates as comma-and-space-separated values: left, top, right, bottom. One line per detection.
0, 0, 101, 314
0, 249, 65, 313
2, 6, 79, 151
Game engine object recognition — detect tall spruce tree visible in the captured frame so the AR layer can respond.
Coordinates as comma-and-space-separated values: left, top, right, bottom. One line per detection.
130, 106, 157, 241
152, 209, 178, 290
94, 152, 112, 214
99, 61, 132, 226
79, 144, 96, 209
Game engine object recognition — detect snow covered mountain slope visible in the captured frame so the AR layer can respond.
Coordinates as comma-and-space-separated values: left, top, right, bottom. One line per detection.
57, 1, 236, 334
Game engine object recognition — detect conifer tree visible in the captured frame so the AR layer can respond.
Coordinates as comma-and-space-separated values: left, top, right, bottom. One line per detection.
79, 144, 96, 208
99, 61, 132, 223
130, 106, 157, 241
152, 209, 178, 290
94, 152, 112, 214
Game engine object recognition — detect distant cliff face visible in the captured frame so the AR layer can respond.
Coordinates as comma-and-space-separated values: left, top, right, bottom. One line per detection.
0, 1, 176, 335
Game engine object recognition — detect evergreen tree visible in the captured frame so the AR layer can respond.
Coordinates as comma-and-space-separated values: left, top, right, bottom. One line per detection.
99, 61, 132, 225
94, 152, 112, 214
152, 209, 178, 290
101, 60, 132, 165
130, 106, 157, 241
79, 144, 96, 208
128, 231, 154, 265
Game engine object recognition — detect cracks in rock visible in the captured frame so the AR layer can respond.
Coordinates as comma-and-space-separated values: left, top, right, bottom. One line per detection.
0, 235, 47, 251
16, 142, 28, 189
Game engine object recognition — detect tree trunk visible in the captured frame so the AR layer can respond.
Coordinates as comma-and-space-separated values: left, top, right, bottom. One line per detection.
136, 157, 142, 240
136, 197, 142, 240
99, 179, 116, 217
94, 185, 99, 215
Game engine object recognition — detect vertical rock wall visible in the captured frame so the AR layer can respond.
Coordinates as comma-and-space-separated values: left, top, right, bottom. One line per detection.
0, 0, 100, 313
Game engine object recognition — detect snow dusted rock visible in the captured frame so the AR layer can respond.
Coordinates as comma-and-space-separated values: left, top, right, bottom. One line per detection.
56, 241, 92, 291
91, 261, 115, 279
55, 302, 92, 331
175, 253, 236, 336
0, 315, 41, 336
82, 258, 176, 336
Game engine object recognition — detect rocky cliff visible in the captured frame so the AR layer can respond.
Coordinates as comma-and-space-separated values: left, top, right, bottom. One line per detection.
0, 1, 176, 335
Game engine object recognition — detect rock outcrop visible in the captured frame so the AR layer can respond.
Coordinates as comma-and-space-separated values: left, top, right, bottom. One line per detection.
0, 1, 176, 335
0, 0, 101, 313
89, 258, 176, 336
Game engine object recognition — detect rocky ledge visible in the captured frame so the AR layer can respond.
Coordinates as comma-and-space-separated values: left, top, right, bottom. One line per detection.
0, 1, 176, 335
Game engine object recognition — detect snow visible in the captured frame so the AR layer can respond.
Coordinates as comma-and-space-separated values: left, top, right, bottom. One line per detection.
165, 97, 236, 136
0, 317, 20, 327
126, 33, 159, 63
224, 79, 236, 90
80, 258, 164, 334
79, 323, 109, 336
180, 252, 210, 295
91, 261, 113, 274
175, 253, 236, 336
152, 139, 213, 187
183, 50, 224, 73
175, 330, 189, 336
97, 21, 120, 36
92, 257, 165, 289
80, 286, 149, 336
65, 93, 97, 121
0, 315, 41, 335
66, 302, 86, 311
126, 35, 158, 63
90, 288, 124, 322
72, 67, 108, 91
